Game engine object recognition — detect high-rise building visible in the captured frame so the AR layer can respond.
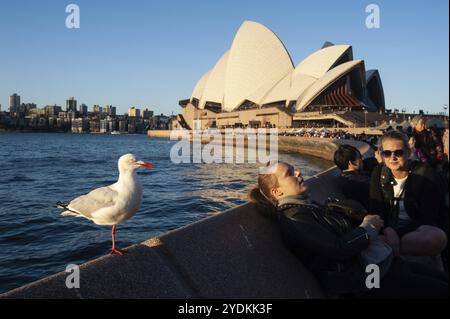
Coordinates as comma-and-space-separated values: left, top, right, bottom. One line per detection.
104, 105, 116, 117
142, 108, 154, 119
45, 104, 62, 116
66, 97, 77, 112
79, 104, 88, 116
93, 105, 102, 114
9, 93, 20, 114
128, 106, 140, 118
24, 103, 36, 113
100, 119, 109, 133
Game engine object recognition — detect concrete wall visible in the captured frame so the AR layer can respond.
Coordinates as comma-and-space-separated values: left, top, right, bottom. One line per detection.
147, 130, 367, 162
0, 139, 370, 299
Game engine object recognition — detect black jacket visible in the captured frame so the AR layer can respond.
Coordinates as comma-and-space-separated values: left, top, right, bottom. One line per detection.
340, 171, 371, 210
277, 201, 371, 296
339, 157, 378, 210
369, 161, 448, 237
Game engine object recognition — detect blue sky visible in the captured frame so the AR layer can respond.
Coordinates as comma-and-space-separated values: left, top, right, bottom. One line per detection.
0, 0, 448, 115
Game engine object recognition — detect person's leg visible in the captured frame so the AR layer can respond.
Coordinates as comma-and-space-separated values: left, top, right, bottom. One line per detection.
363, 258, 448, 299
401, 225, 447, 256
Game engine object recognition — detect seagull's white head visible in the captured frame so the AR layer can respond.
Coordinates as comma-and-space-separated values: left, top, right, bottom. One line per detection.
118, 153, 155, 174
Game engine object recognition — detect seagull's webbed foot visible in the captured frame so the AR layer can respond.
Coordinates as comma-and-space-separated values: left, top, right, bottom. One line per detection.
110, 248, 125, 255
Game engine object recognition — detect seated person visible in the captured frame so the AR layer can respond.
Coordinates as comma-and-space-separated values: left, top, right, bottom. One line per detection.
248, 161, 448, 298
370, 130, 448, 258
333, 144, 378, 209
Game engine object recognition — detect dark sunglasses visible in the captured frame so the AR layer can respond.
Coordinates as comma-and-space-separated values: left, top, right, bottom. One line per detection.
381, 149, 405, 158
298, 176, 304, 184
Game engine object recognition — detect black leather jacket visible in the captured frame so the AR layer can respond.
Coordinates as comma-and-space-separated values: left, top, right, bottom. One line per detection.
369, 161, 448, 237
340, 171, 371, 210
277, 199, 371, 296
339, 157, 379, 210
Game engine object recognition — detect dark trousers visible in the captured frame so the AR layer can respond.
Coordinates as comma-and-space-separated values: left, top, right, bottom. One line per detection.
362, 257, 448, 299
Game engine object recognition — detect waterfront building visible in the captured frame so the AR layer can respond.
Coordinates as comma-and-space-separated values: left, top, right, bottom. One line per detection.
178, 21, 386, 130
127, 120, 136, 133
58, 111, 67, 119
104, 105, 116, 117
89, 120, 100, 133
108, 118, 118, 132
142, 108, 154, 120
118, 119, 128, 133
57, 117, 70, 130
67, 111, 77, 120
29, 108, 46, 117
79, 104, 88, 116
128, 106, 140, 118
45, 105, 62, 117
100, 119, 109, 133
66, 97, 77, 112
38, 117, 48, 128
9, 93, 20, 114
48, 117, 56, 128
23, 103, 36, 113
93, 105, 103, 114
71, 118, 89, 133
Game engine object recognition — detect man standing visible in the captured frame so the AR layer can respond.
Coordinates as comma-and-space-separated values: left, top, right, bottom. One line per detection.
411, 116, 440, 166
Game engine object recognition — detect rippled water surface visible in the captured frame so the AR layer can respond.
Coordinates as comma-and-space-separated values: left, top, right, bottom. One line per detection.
0, 132, 331, 293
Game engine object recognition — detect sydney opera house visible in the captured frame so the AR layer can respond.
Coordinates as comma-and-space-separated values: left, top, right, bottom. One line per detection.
177, 21, 386, 130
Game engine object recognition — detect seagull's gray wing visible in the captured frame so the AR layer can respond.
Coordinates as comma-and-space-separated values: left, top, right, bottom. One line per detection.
67, 186, 118, 219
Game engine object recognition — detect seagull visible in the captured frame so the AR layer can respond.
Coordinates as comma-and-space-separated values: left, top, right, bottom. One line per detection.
56, 153, 155, 255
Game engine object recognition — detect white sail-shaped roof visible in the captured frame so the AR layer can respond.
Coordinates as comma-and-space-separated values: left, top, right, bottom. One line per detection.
191, 70, 211, 105
260, 72, 316, 105
296, 60, 364, 111
199, 51, 229, 109
260, 45, 352, 106
293, 45, 352, 79
223, 21, 294, 111
188, 21, 384, 113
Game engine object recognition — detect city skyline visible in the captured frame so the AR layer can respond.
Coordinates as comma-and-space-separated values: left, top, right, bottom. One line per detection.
0, 0, 448, 115
2, 92, 161, 116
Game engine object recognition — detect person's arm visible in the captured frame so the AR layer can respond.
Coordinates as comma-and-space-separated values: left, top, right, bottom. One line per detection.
279, 208, 372, 262
369, 165, 389, 218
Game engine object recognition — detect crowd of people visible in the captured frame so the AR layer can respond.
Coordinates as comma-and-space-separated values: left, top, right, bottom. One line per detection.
280, 128, 380, 151
248, 115, 449, 298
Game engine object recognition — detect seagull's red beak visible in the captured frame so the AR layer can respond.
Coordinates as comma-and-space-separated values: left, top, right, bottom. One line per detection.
138, 161, 155, 169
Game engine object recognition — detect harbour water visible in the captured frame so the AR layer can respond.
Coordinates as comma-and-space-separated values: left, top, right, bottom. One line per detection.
0, 132, 331, 293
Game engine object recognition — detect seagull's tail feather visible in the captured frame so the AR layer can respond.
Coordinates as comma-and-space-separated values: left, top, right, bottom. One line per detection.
61, 211, 80, 217
55, 201, 69, 209
56, 201, 82, 217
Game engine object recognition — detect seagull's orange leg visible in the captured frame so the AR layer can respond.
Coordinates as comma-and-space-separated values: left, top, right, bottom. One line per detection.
110, 225, 124, 255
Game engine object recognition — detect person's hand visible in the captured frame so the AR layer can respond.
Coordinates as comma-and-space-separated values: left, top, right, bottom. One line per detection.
383, 227, 401, 256
363, 214, 384, 232
375, 150, 382, 163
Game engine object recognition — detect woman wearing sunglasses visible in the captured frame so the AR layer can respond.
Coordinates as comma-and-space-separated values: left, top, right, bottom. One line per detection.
370, 130, 448, 260
248, 161, 448, 298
